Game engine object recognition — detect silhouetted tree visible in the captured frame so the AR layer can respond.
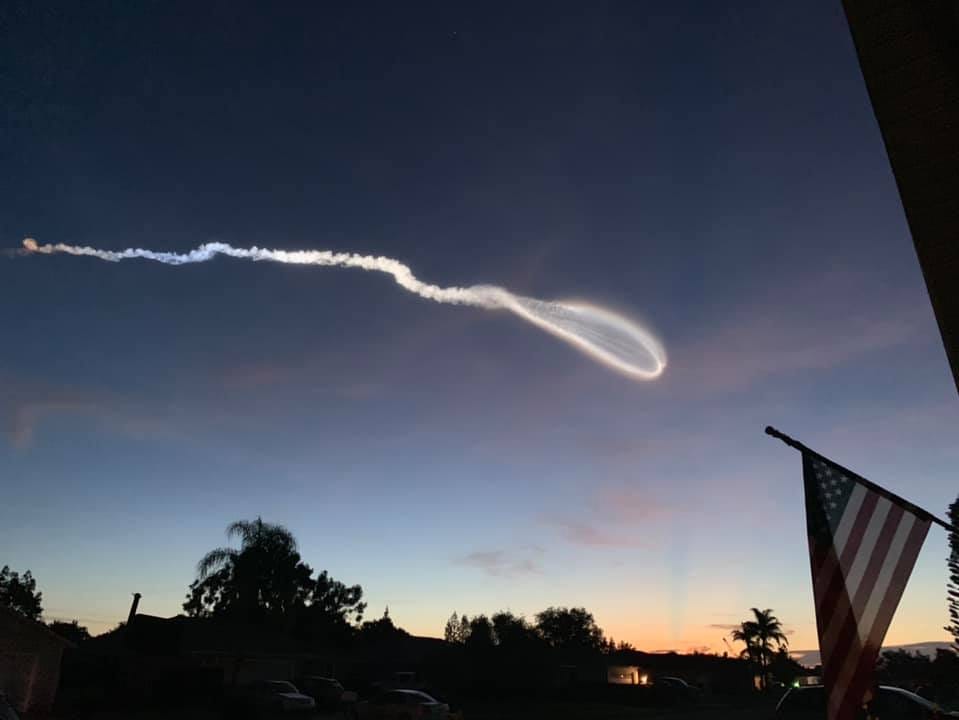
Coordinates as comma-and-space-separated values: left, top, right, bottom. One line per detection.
733, 608, 787, 690
534, 607, 603, 652
946, 496, 959, 650
491, 611, 538, 649
297, 570, 366, 645
769, 647, 803, 686
875, 648, 959, 705
48, 619, 91, 645
184, 567, 235, 617
465, 614, 495, 650
184, 518, 364, 636
445, 612, 466, 644
305, 570, 366, 626
0, 565, 42, 620
732, 620, 757, 654
188, 517, 308, 621
358, 607, 408, 645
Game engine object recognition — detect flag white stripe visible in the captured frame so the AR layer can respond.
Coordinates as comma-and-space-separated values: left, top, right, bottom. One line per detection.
833, 483, 867, 554
844, 496, 891, 601
856, 513, 915, 642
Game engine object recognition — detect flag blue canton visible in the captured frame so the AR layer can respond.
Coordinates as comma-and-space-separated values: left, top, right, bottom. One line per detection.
807, 457, 855, 538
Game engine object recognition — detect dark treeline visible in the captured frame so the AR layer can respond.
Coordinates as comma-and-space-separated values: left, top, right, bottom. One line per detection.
877, 649, 959, 707
8, 512, 959, 713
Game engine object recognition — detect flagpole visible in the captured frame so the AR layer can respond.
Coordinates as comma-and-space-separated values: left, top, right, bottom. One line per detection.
764, 426, 958, 533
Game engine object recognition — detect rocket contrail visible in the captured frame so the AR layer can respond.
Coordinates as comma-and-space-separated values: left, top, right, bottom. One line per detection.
22, 238, 667, 380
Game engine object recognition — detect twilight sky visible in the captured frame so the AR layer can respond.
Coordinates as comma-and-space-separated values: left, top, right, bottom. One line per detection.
2, 1, 957, 653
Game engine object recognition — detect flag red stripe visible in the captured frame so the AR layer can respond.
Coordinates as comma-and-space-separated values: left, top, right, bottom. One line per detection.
822, 605, 859, 696
818, 575, 852, 671
811, 536, 856, 682
836, 646, 881, 720
808, 536, 829, 635
826, 506, 906, 719
810, 541, 854, 669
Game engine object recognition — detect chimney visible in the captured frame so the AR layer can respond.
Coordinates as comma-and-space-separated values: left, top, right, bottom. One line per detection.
127, 592, 142, 625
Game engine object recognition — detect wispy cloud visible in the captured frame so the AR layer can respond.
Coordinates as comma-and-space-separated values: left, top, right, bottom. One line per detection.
670, 269, 928, 395
546, 518, 644, 548
546, 486, 676, 548
707, 622, 795, 636
707, 623, 741, 631
1, 371, 171, 449
455, 549, 542, 578
9, 399, 99, 448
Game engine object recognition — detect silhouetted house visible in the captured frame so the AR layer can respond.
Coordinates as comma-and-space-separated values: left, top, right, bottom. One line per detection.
105, 614, 346, 688
0, 603, 74, 713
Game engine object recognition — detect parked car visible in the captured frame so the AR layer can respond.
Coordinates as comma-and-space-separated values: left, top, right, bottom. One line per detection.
299, 676, 347, 711
776, 684, 958, 719
251, 680, 316, 714
354, 689, 450, 720
652, 676, 702, 703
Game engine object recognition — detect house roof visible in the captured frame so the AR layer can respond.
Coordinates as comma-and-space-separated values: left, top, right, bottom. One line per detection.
0, 603, 76, 648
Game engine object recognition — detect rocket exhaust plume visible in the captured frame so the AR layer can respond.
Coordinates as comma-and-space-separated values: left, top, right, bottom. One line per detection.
22, 238, 667, 380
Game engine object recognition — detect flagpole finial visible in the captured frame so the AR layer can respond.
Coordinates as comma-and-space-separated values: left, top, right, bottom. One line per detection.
765, 426, 806, 452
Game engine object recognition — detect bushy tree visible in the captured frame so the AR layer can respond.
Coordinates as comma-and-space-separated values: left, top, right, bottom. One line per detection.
465, 614, 495, 650
306, 570, 366, 626
0, 565, 43, 620
186, 518, 311, 621
48, 619, 91, 644
358, 607, 408, 645
491, 611, 538, 649
769, 647, 803, 686
183, 518, 364, 637
534, 607, 603, 652
445, 612, 467, 644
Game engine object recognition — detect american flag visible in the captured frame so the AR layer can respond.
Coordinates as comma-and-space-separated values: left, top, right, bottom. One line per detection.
803, 452, 932, 720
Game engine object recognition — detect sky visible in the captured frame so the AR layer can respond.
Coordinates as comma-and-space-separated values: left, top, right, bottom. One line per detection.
2, 1, 957, 653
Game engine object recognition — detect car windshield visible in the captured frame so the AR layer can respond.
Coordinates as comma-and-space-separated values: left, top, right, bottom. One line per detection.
310, 678, 340, 688
880, 687, 939, 712
403, 691, 436, 704
777, 686, 826, 714
265, 681, 298, 694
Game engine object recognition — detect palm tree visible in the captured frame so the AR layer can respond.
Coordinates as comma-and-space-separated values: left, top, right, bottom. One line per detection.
731, 620, 760, 670
738, 608, 788, 690
750, 608, 789, 690
198, 517, 304, 620
198, 517, 298, 573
